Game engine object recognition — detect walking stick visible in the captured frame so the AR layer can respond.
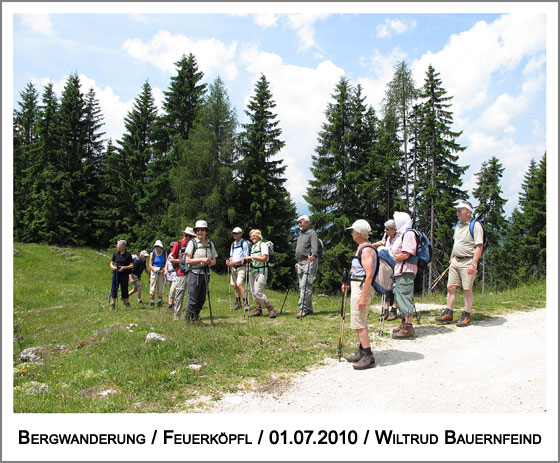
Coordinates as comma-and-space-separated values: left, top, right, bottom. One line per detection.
378, 293, 386, 336
430, 266, 450, 292
337, 268, 349, 361
243, 262, 250, 319
109, 269, 119, 306
280, 267, 297, 314
203, 266, 214, 326
227, 265, 233, 311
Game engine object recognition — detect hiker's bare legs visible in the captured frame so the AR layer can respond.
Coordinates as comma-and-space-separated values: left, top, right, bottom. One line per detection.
356, 327, 370, 350
464, 289, 474, 312
447, 284, 457, 309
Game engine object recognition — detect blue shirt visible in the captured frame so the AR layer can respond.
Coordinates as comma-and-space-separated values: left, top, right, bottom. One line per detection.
230, 239, 250, 264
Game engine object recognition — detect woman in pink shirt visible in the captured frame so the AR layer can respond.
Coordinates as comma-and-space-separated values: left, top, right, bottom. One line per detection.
391, 212, 418, 339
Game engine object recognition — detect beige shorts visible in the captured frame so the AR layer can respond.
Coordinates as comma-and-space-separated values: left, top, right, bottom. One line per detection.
130, 274, 141, 288
230, 266, 247, 286
349, 280, 374, 330
448, 257, 477, 291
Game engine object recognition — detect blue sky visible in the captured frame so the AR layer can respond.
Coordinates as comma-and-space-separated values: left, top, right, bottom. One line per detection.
6, 3, 556, 218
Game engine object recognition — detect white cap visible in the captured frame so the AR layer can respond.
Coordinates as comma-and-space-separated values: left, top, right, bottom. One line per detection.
154, 240, 164, 248
184, 227, 196, 236
346, 219, 371, 237
456, 201, 473, 212
194, 220, 209, 230
297, 215, 310, 222
140, 250, 149, 257
232, 227, 242, 234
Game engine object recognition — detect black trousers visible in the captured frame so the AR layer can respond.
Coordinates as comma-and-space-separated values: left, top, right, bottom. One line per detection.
186, 272, 209, 319
111, 271, 129, 300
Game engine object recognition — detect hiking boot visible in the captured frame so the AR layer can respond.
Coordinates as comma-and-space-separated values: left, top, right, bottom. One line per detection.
124, 302, 131, 310
267, 306, 277, 318
193, 317, 207, 327
353, 352, 376, 370
392, 319, 406, 334
250, 307, 263, 317
233, 300, 241, 311
386, 307, 398, 321
392, 323, 415, 339
457, 310, 471, 327
157, 299, 162, 308
150, 300, 155, 309
435, 308, 453, 324
296, 308, 310, 319
108, 303, 115, 312
168, 303, 173, 312
138, 301, 144, 307
345, 345, 364, 363
173, 315, 179, 321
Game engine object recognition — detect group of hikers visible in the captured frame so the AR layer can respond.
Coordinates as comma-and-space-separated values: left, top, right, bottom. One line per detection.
109, 200, 483, 370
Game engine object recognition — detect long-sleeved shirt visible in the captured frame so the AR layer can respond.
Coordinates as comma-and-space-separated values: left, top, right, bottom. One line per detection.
295, 228, 319, 260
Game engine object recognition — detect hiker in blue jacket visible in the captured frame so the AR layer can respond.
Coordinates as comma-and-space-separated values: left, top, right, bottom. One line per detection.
149, 240, 167, 308
226, 227, 251, 311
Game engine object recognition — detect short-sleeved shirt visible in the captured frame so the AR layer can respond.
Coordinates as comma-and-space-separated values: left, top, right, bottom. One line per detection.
230, 239, 251, 265
186, 238, 218, 275
453, 220, 484, 258
250, 240, 269, 273
112, 251, 133, 275
171, 237, 189, 277
381, 233, 398, 256
391, 231, 418, 277
132, 257, 147, 278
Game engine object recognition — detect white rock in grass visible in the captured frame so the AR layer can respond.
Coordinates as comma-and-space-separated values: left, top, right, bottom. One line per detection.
188, 364, 202, 370
16, 381, 51, 396
99, 389, 118, 398
20, 345, 69, 362
145, 333, 167, 343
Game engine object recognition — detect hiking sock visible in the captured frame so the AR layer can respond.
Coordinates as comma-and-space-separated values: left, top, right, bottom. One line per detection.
138, 299, 142, 303
362, 347, 373, 355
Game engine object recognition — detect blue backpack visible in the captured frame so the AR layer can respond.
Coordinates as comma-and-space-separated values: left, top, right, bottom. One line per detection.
403, 229, 432, 270
468, 219, 487, 252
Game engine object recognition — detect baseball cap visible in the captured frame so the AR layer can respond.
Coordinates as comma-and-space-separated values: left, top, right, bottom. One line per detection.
345, 219, 371, 237
232, 227, 242, 234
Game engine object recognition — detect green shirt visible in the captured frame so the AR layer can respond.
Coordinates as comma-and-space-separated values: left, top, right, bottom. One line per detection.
250, 241, 269, 273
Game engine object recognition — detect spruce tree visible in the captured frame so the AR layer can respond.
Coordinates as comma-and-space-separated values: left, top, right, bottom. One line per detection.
236, 74, 296, 288
415, 65, 467, 289
383, 61, 419, 210
472, 156, 508, 292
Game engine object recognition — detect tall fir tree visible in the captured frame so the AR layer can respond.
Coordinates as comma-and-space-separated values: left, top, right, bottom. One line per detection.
472, 156, 508, 292
415, 65, 467, 290
169, 76, 238, 269
235, 74, 296, 288
13, 82, 40, 241
383, 61, 419, 210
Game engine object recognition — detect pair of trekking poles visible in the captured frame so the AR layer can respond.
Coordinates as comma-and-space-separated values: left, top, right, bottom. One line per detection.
279, 262, 311, 320
227, 263, 251, 319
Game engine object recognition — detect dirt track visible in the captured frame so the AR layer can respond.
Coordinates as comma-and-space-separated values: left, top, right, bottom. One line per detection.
201, 306, 546, 413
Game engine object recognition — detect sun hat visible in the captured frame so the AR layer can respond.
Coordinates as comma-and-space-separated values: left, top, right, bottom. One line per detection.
345, 219, 371, 237
140, 250, 149, 258
154, 240, 164, 248
297, 215, 310, 222
194, 220, 209, 230
184, 227, 196, 236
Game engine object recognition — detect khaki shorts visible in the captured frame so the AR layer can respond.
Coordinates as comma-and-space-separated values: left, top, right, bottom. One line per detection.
448, 257, 477, 291
130, 274, 141, 289
230, 266, 247, 286
349, 280, 374, 330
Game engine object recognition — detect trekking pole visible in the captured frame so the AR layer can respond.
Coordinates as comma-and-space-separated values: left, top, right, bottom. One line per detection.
300, 261, 311, 321
280, 267, 297, 314
243, 262, 249, 319
109, 269, 118, 305
227, 265, 233, 311
203, 266, 214, 326
337, 268, 349, 361
378, 293, 386, 336
429, 266, 450, 293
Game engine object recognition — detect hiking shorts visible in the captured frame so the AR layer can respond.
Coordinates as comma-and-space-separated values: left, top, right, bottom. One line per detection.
230, 266, 247, 286
168, 279, 178, 300
130, 274, 141, 289
448, 257, 477, 291
349, 280, 374, 330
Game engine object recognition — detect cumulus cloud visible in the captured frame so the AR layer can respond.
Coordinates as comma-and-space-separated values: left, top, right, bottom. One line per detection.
376, 18, 417, 39
254, 13, 278, 28
240, 44, 344, 202
122, 31, 239, 80
20, 14, 53, 36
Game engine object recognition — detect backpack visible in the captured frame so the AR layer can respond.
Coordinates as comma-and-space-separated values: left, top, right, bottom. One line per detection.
317, 238, 325, 259
468, 219, 487, 252
178, 242, 190, 274
403, 229, 432, 270
354, 243, 380, 285
265, 241, 276, 267
230, 239, 250, 258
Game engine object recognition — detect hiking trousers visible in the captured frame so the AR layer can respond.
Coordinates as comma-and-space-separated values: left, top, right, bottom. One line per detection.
149, 270, 165, 299
394, 272, 415, 317
297, 259, 318, 313
186, 272, 208, 319
249, 269, 269, 305
111, 271, 130, 300
173, 275, 188, 318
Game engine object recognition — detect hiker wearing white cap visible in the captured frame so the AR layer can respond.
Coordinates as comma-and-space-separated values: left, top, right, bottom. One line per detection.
169, 226, 197, 320
295, 215, 320, 319
435, 200, 483, 327
128, 250, 150, 306
149, 240, 167, 308
166, 242, 178, 312
226, 227, 251, 311
390, 212, 418, 339
184, 220, 218, 325
342, 219, 376, 370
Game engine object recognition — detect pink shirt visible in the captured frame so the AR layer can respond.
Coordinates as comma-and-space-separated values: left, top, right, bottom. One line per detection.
391, 231, 418, 277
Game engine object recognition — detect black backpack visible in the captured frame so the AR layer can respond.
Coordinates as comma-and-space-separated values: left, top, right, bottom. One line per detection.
178, 242, 190, 274
317, 238, 325, 259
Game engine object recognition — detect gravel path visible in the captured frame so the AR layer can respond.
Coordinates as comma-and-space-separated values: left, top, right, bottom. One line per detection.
203, 306, 546, 413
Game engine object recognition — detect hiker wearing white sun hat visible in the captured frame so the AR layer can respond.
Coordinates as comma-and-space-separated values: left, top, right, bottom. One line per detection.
149, 239, 167, 308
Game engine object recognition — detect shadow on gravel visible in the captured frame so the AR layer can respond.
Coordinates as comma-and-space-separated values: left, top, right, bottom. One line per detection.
473, 316, 506, 327
374, 349, 424, 367
413, 325, 454, 338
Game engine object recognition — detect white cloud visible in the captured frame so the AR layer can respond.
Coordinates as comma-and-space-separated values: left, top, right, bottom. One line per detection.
20, 14, 53, 36
240, 45, 344, 203
129, 14, 148, 23
122, 31, 239, 80
376, 18, 417, 39
254, 13, 278, 28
